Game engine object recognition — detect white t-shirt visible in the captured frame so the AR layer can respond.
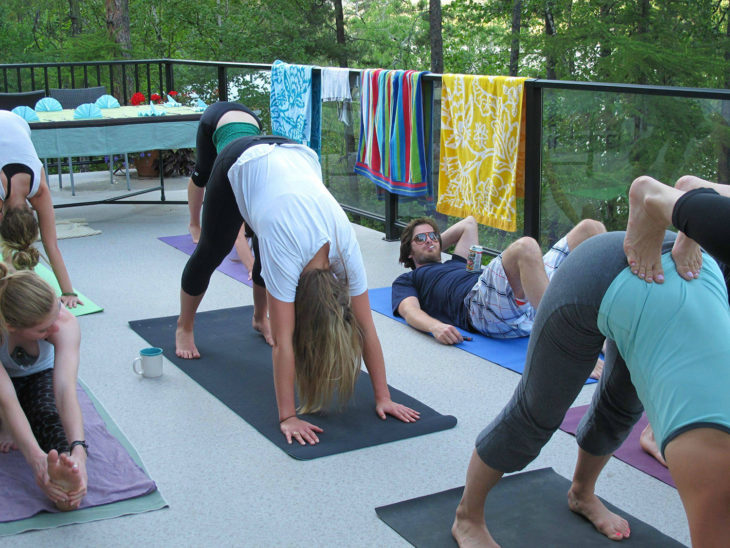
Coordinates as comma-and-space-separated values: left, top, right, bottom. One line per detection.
0, 110, 43, 200
227, 143, 367, 302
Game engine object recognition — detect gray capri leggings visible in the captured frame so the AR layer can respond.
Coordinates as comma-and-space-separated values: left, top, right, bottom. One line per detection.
476, 231, 676, 472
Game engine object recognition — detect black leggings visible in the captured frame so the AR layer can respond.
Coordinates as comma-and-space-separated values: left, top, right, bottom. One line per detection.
12, 369, 69, 454
190, 101, 261, 187
181, 136, 293, 295
673, 187, 730, 265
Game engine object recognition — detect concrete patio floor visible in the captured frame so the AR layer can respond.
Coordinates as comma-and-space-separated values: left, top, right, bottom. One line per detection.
6, 170, 689, 546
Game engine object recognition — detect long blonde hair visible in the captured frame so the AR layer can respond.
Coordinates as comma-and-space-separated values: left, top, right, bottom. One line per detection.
293, 268, 363, 414
0, 207, 41, 270
0, 262, 56, 333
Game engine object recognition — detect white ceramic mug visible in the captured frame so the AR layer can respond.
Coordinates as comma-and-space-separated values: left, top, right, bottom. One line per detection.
132, 347, 163, 378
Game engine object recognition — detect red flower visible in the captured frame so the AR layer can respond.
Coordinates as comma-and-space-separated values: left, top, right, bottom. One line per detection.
150, 93, 162, 103
168, 90, 178, 96
131, 92, 146, 106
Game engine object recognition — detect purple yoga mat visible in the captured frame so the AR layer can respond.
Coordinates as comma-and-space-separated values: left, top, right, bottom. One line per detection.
0, 385, 158, 522
560, 405, 675, 488
158, 234, 253, 287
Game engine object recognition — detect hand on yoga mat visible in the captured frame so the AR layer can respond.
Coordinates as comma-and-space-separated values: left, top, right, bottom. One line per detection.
431, 323, 466, 345
376, 398, 421, 423
280, 416, 324, 445
60, 293, 83, 309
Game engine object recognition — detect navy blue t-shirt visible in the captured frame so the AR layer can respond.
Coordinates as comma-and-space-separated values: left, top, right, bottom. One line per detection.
391, 257, 480, 331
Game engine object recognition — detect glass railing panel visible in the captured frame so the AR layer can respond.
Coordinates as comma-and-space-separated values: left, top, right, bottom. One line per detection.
541, 88, 730, 248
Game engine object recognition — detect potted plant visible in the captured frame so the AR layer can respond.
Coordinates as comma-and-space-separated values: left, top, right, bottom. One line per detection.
133, 150, 160, 178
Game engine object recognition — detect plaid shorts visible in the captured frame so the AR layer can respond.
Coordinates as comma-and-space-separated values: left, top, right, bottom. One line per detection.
464, 236, 570, 338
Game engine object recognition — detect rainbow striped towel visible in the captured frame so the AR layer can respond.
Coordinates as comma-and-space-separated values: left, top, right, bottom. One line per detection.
437, 75, 527, 232
354, 69, 431, 197
270, 60, 321, 156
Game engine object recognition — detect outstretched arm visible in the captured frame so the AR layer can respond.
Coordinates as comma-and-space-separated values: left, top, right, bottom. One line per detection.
0, 368, 69, 504
397, 296, 466, 345
267, 292, 323, 445
48, 307, 86, 506
29, 173, 82, 308
441, 216, 479, 258
351, 291, 419, 422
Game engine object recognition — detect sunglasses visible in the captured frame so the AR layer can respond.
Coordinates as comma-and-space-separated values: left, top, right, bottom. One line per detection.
412, 231, 438, 244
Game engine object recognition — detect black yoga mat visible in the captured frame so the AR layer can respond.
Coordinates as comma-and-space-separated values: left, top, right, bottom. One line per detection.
375, 468, 684, 547
129, 306, 456, 460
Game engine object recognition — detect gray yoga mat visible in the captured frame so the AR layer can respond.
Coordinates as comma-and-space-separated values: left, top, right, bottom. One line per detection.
375, 468, 684, 547
129, 306, 457, 460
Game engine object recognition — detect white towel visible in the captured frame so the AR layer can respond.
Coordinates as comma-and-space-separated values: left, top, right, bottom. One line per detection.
321, 67, 352, 102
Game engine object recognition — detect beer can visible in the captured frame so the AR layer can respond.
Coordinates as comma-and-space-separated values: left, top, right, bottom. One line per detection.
466, 245, 484, 271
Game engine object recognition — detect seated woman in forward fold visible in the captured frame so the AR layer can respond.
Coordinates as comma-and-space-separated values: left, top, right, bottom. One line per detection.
0, 263, 87, 511
175, 134, 420, 445
0, 110, 81, 308
452, 230, 730, 547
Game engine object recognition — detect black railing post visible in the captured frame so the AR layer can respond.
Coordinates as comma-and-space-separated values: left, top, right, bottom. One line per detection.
523, 81, 542, 244
164, 61, 174, 94
218, 65, 228, 101
384, 190, 399, 241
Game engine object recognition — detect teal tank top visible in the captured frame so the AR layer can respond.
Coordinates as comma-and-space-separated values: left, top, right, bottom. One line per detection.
598, 252, 730, 454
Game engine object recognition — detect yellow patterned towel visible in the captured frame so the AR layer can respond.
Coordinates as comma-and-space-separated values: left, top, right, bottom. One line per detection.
437, 75, 527, 232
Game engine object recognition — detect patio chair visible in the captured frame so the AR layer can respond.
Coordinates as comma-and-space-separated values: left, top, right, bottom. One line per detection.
0, 89, 46, 110
49, 86, 107, 109
46, 86, 131, 193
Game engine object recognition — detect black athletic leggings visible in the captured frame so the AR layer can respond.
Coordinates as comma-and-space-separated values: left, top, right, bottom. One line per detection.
12, 369, 69, 454
673, 187, 730, 265
181, 136, 294, 296
190, 101, 261, 187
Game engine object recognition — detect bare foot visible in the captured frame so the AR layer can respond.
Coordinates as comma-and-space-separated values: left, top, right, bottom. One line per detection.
452, 511, 501, 548
671, 232, 702, 281
590, 357, 604, 380
0, 420, 17, 452
175, 325, 200, 359
624, 177, 670, 283
189, 224, 201, 244
253, 316, 274, 346
639, 424, 667, 467
568, 488, 631, 541
47, 450, 86, 511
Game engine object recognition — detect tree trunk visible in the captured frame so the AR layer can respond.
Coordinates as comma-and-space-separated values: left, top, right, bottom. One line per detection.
720, 3, 730, 183
509, 0, 522, 76
105, 0, 131, 58
544, 1, 557, 79
429, 0, 443, 73
68, 0, 82, 36
333, 0, 348, 68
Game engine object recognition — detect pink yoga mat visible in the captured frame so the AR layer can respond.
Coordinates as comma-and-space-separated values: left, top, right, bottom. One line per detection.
560, 405, 675, 488
158, 234, 253, 287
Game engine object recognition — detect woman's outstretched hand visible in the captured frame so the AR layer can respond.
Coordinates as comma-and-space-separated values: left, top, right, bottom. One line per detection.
60, 294, 83, 308
375, 399, 421, 422
280, 416, 324, 445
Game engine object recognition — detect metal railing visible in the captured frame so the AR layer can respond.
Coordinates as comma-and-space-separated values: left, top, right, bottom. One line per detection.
4, 59, 729, 249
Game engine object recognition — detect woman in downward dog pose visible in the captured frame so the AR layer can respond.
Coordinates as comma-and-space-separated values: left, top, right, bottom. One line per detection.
0, 110, 80, 308
452, 231, 730, 547
176, 134, 420, 444
0, 264, 87, 510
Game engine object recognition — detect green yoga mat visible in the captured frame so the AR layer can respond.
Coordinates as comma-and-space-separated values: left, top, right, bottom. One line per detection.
0, 380, 167, 536
34, 263, 103, 316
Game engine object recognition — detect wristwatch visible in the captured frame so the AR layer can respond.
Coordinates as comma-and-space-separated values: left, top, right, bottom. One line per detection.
70, 439, 89, 455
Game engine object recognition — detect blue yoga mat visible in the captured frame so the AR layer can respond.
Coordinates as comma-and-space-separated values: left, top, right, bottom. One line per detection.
369, 287, 596, 384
